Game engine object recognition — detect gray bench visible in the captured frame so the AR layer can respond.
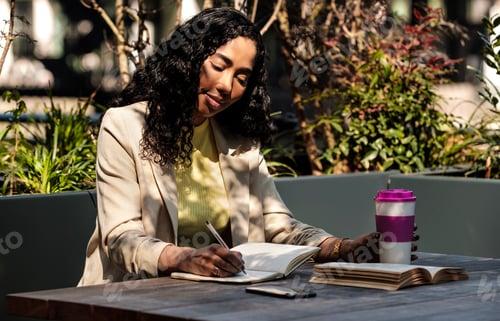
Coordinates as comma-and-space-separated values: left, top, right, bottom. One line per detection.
1, 173, 499, 321
0, 191, 96, 321
276, 173, 500, 258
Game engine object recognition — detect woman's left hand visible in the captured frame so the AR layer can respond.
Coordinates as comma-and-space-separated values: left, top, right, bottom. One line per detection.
340, 225, 420, 263
411, 224, 419, 261
339, 232, 380, 263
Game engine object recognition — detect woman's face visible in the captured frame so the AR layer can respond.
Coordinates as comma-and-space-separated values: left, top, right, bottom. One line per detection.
194, 36, 257, 125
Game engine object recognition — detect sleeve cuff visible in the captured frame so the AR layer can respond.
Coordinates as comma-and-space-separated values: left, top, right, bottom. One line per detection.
136, 239, 172, 277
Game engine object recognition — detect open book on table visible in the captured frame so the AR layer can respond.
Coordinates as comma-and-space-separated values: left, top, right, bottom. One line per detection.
310, 262, 468, 291
170, 243, 320, 284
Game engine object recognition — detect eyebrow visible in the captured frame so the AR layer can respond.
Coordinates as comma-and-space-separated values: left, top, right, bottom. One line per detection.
214, 53, 253, 74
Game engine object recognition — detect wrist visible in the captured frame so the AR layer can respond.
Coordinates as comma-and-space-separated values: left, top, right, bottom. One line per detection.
338, 238, 352, 261
316, 237, 340, 262
158, 245, 193, 273
334, 238, 350, 261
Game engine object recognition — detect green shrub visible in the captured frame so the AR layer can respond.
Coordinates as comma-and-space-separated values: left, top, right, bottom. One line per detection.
460, 15, 500, 178
0, 91, 98, 194
304, 7, 464, 174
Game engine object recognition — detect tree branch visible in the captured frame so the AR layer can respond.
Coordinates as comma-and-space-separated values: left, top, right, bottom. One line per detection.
260, 0, 283, 35
0, 0, 16, 76
234, 0, 246, 15
81, 0, 126, 44
175, 0, 182, 27
124, 6, 139, 22
135, 0, 148, 67
250, 0, 258, 23
203, 0, 213, 9
115, 0, 130, 87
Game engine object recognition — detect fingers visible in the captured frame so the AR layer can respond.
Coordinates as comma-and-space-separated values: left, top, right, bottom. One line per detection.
211, 256, 239, 275
206, 264, 232, 277
343, 233, 380, 263
209, 244, 244, 273
226, 251, 245, 271
412, 228, 418, 261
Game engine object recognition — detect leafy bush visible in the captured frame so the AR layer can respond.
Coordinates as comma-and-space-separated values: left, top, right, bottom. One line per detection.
304, 7, 464, 173
0, 91, 98, 194
459, 15, 500, 178
261, 145, 298, 177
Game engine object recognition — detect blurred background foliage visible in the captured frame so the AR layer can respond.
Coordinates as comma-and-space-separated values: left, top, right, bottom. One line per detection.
0, 90, 97, 194
0, 0, 499, 195
302, 7, 465, 174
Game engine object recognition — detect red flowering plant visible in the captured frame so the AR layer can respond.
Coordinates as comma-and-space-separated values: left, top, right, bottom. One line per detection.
304, 5, 467, 173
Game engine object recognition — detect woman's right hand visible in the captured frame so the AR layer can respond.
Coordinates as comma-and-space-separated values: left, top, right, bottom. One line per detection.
159, 244, 245, 277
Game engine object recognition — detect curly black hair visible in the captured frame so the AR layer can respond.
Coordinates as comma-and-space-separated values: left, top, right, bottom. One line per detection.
113, 7, 272, 167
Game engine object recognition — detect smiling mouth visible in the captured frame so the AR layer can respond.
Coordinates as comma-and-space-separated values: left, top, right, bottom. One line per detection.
205, 94, 223, 111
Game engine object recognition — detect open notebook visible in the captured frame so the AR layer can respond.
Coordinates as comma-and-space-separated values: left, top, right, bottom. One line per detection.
170, 243, 320, 284
310, 262, 468, 291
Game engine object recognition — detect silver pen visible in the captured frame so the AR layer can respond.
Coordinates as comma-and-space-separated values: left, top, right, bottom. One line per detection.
205, 220, 247, 275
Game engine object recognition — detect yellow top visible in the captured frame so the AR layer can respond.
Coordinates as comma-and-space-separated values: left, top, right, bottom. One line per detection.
175, 120, 230, 248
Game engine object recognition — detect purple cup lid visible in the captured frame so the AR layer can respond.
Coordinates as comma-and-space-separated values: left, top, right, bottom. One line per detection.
375, 189, 416, 202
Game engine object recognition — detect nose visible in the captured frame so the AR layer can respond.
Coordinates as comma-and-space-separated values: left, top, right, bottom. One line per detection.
216, 71, 232, 100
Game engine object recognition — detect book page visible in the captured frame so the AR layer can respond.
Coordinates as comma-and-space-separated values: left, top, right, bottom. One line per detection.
414, 265, 465, 280
171, 270, 281, 284
315, 262, 462, 278
314, 262, 418, 274
231, 243, 320, 274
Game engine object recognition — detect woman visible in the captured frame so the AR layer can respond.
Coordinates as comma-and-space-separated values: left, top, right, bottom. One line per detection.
78, 7, 415, 286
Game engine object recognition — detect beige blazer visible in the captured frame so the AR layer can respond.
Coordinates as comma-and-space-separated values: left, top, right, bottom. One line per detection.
78, 102, 331, 286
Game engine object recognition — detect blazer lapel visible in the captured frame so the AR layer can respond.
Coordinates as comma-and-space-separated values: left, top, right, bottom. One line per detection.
148, 161, 179, 244
210, 119, 250, 246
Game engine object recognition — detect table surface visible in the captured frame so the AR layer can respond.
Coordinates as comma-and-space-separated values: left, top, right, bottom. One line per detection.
7, 252, 500, 321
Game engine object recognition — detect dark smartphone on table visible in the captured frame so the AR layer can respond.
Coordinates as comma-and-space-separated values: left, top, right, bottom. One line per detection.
245, 285, 316, 299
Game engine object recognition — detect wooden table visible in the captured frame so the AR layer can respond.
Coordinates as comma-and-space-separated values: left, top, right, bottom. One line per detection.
7, 252, 500, 321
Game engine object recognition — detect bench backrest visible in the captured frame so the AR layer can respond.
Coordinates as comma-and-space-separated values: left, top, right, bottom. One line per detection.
1, 173, 499, 320
0, 190, 96, 321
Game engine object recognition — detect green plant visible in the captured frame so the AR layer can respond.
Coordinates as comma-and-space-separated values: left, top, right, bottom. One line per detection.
0, 91, 98, 194
0, 90, 27, 194
462, 15, 500, 178
261, 145, 298, 177
305, 7, 464, 174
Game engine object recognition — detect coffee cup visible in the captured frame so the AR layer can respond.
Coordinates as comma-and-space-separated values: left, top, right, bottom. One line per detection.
375, 189, 416, 264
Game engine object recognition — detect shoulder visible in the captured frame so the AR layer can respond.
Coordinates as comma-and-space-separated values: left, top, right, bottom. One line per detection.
210, 118, 260, 156
98, 101, 148, 154
102, 101, 148, 128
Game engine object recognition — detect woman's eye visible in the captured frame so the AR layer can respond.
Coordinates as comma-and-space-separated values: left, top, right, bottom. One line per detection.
211, 63, 223, 71
237, 77, 248, 86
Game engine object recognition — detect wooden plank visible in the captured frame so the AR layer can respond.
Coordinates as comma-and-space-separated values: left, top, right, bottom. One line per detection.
7, 277, 190, 320
6, 253, 500, 321
8, 277, 255, 320
298, 295, 500, 321
140, 256, 500, 321
139, 271, 486, 321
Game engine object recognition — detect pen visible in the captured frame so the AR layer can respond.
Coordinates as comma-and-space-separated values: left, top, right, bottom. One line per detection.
205, 220, 247, 275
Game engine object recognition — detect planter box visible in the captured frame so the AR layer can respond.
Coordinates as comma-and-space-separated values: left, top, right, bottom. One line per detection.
388, 175, 500, 258
276, 172, 500, 258
275, 172, 392, 238
0, 190, 96, 321
1, 173, 498, 320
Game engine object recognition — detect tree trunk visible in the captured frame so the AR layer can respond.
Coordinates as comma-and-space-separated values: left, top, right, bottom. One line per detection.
115, 0, 130, 88
293, 93, 323, 175
175, 0, 183, 26
276, 1, 324, 175
203, 0, 213, 9
0, 0, 16, 77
